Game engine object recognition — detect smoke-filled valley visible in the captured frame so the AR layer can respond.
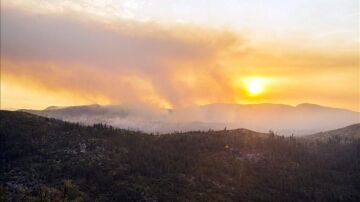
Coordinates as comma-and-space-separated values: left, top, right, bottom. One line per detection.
22, 103, 359, 136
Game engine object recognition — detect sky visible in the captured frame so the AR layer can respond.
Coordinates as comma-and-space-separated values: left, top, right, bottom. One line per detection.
1, 0, 359, 111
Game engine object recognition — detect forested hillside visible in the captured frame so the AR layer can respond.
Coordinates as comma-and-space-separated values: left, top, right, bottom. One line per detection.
1, 110, 360, 201
306, 123, 360, 141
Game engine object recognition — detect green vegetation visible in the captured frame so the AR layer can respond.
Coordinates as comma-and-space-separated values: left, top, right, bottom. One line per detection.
1, 110, 359, 201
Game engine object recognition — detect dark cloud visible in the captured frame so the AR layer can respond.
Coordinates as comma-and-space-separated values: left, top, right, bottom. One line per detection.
1, 7, 213, 69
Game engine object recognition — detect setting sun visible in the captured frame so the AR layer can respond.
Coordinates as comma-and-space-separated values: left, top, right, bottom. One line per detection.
245, 78, 265, 96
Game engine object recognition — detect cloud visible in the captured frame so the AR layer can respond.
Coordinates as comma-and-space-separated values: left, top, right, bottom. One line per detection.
1, 6, 244, 107
1, 4, 359, 111
1, 7, 211, 68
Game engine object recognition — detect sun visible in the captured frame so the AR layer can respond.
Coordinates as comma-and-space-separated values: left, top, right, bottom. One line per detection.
245, 78, 265, 96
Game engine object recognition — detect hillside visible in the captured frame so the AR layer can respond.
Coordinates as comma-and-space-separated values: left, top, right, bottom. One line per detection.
1, 110, 360, 201
306, 124, 360, 141
21, 103, 360, 135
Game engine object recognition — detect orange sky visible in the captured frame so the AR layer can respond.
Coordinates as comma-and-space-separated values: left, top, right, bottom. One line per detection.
1, 1, 359, 111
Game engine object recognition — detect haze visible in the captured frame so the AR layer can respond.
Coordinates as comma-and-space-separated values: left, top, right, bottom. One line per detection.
1, 0, 359, 112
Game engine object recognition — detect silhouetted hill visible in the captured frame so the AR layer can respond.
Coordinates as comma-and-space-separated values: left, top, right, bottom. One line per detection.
20, 103, 360, 135
306, 123, 360, 141
1, 110, 360, 201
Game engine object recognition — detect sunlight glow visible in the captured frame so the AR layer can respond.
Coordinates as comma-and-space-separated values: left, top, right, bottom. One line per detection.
245, 78, 265, 96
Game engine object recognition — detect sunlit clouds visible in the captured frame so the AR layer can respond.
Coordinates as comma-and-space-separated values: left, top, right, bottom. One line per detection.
0, 0, 359, 111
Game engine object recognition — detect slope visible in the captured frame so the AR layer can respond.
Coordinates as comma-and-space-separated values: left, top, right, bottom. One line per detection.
1, 110, 360, 201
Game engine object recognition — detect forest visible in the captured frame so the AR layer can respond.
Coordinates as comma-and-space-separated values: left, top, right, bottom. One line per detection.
1, 110, 360, 201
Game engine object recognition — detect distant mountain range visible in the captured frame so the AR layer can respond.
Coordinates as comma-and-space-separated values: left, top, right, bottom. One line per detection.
20, 103, 360, 135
